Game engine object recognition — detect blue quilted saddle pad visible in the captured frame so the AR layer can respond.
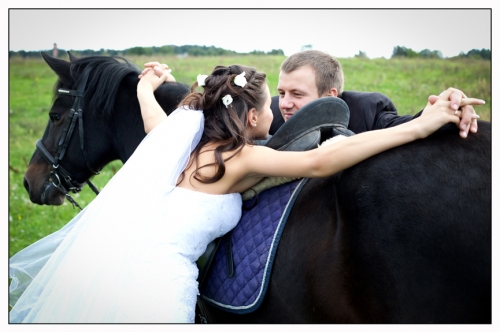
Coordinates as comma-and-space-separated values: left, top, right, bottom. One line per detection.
200, 178, 307, 314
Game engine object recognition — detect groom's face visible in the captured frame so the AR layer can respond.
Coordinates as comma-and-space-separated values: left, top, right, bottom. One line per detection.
277, 65, 320, 121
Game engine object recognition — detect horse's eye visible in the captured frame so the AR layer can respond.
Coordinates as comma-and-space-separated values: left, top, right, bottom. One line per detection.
49, 113, 61, 122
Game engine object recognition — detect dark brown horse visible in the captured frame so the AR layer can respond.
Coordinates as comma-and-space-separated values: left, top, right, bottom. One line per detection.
24, 52, 491, 323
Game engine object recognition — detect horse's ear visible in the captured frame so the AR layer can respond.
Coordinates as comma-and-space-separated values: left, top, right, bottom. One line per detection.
41, 51, 72, 85
67, 51, 78, 62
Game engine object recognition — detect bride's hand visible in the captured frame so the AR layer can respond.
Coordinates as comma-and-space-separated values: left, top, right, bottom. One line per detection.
138, 68, 172, 92
138, 62, 176, 82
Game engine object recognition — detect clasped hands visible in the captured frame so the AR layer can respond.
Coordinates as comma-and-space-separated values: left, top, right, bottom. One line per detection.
137, 62, 176, 92
427, 87, 483, 138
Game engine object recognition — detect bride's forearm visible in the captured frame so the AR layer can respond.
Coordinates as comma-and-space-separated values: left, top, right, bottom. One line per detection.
314, 121, 422, 177
137, 86, 167, 134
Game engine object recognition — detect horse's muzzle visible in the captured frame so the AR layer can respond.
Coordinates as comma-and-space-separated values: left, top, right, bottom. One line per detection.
23, 172, 65, 206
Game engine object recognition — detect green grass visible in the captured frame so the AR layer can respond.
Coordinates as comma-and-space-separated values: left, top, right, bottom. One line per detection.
8, 54, 491, 257
343, 57, 491, 116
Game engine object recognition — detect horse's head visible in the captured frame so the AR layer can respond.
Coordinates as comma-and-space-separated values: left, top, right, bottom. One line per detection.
24, 52, 139, 206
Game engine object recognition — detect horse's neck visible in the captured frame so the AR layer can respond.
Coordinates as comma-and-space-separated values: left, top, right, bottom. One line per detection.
156, 84, 180, 117
104, 90, 146, 163
115, 121, 147, 164
114, 85, 178, 163
111, 83, 189, 163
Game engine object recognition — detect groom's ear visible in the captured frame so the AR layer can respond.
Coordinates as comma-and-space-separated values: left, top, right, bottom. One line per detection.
323, 88, 339, 97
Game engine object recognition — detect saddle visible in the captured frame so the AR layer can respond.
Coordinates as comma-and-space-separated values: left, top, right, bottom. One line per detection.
265, 96, 354, 151
196, 97, 354, 291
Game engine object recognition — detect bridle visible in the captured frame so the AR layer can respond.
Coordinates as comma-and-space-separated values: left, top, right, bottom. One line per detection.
35, 66, 101, 210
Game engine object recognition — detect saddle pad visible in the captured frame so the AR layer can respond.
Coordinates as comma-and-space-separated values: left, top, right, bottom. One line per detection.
200, 178, 307, 314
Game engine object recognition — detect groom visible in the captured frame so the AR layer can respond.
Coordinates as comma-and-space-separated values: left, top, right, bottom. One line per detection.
269, 50, 480, 138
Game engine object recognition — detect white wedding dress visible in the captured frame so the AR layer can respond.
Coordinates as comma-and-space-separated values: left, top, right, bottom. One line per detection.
9, 109, 242, 323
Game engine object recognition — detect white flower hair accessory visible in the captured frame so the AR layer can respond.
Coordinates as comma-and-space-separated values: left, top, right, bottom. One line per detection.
197, 74, 208, 87
234, 71, 247, 88
222, 94, 233, 108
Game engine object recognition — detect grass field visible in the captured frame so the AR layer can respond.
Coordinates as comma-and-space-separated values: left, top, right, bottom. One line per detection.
8, 54, 491, 257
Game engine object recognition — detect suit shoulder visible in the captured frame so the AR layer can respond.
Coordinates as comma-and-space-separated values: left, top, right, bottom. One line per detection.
341, 90, 392, 103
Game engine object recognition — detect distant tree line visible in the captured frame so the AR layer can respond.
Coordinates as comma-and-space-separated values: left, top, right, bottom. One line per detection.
9, 44, 490, 60
8, 44, 285, 58
391, 45, 491, 60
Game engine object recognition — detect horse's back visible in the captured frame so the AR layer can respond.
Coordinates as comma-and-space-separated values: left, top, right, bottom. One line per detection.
332, 121, 491, 323
268, 121, 491, 323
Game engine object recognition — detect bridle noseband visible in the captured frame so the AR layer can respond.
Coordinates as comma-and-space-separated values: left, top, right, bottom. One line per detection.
35, 66, 101, 210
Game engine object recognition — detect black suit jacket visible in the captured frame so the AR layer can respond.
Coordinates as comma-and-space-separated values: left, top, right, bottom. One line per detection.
269, 91, 422, 135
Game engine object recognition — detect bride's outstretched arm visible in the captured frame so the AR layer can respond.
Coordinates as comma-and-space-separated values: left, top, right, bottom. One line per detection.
240, 91, 485, 183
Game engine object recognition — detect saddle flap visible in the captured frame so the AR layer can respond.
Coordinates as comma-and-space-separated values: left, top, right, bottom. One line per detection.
196, 237, 223, 286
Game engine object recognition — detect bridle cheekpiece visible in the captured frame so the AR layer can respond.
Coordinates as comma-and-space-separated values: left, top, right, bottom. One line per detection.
35, 66, 101, 210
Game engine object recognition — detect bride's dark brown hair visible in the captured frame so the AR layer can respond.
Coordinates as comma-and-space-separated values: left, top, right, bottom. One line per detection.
178, 65, 267, 184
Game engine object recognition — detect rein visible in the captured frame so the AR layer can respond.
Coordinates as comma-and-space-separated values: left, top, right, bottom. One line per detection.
36, 66, 101, 210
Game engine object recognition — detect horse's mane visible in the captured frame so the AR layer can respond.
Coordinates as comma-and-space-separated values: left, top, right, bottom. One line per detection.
55, 56, 141, 117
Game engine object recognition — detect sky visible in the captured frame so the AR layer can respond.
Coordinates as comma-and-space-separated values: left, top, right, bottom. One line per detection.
8, 8, 491, 59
